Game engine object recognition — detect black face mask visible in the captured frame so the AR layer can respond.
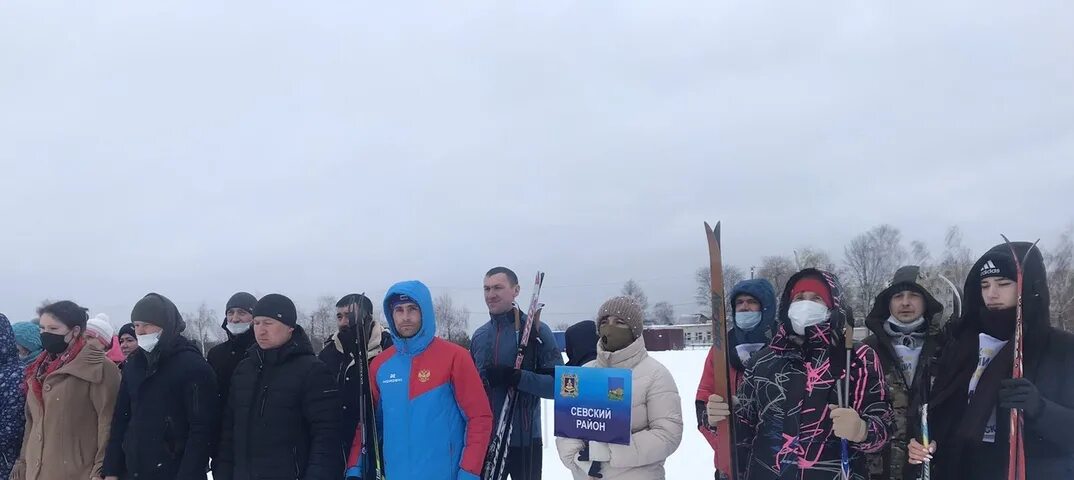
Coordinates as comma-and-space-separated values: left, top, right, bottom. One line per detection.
40, 332, 71, 355
979, 306, 1017, 341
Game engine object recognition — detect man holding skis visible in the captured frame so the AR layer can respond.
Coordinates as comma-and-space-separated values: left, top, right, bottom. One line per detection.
346, 281, 492, 480
470, 267, 563, 480
698, 278, 778, 479
910, 243, 1074, 478
319, 293, 393, 463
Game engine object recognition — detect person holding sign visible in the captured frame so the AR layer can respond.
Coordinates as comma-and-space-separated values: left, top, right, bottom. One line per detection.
708, 270, 894, 480
555, 296, 683, 480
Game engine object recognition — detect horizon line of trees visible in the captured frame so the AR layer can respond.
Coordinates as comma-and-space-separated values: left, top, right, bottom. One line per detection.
34, 223, 1069, 354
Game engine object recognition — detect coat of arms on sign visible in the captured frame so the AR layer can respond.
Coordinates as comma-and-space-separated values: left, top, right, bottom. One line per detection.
561, 373, 579, 398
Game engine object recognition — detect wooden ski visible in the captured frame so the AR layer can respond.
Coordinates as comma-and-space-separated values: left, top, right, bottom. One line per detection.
1001, 236, 1039, 480
705, 221, 738, 480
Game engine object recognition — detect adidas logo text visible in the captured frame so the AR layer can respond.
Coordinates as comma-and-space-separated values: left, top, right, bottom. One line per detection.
980, 260, 1000, 277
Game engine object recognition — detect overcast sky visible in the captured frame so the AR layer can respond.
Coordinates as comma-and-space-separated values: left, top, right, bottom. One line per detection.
2, 2, 1072, 330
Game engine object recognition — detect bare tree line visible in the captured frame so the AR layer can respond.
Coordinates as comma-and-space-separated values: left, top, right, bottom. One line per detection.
180, 294, 389, 354
118, 223, 1074, 354
691, 224, 1074, 333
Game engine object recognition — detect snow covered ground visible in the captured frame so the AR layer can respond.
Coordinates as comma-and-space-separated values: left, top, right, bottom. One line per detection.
540, 348, 712, 480
210, 349, 714, 480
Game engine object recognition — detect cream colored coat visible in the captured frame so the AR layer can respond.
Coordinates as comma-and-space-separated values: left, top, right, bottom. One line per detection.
11, 342, 120, 480
556, 336, 683, 480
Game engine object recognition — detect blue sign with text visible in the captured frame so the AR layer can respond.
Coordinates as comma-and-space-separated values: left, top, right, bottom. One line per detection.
554, 366, 633, 445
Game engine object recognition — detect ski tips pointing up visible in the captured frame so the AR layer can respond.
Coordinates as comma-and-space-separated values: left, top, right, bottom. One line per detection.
704, 221, 721, 244
999, 235, 1042, 266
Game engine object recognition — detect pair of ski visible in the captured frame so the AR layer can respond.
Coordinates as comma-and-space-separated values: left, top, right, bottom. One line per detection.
348, 295, 385, 480
482, 271, 546, 480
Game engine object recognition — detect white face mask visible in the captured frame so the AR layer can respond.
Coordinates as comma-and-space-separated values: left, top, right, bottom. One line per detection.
138, 332, 162, 353
788, 300, 830, 335
226, 322, 252, 335
734, 311, 763, 331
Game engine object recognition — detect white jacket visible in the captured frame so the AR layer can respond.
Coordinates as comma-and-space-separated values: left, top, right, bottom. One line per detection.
556, 336, 683, 480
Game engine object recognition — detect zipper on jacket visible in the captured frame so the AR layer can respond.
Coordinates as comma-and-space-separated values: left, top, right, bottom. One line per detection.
192, 383, 199, 414
163, 416, 177, 458
293, 446, 300, 478
245, 360, 264, 477
493, 321, 502, 366
259, 386, 269, 417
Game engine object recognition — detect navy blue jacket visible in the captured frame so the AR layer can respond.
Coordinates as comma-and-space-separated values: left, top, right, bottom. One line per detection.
470, 308, 563, 446
103, 335, 218, 479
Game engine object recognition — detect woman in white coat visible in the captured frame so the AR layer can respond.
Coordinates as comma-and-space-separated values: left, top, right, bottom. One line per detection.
556, 296, 683, 480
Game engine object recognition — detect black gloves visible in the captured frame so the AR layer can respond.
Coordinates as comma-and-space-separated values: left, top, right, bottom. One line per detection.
485, 365, 522, 388
338, 326, 358, 355
999, 377, 1045, 419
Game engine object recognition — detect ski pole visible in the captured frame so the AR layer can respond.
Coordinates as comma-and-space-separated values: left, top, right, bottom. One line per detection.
936, 274, 962, 320
840, 320, 853, 480
920, 404, 930, 480
921, 274, 962, 480
352, 294, 384, 480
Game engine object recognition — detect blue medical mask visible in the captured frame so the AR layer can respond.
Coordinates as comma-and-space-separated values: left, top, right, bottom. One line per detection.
734, 311, 763, 331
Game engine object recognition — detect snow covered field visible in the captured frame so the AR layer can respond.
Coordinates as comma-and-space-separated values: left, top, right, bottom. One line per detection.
539, 348, 712, 480
210, 349, 714, 480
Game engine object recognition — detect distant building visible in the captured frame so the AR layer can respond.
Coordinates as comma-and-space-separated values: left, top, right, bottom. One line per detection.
679, 323, 713, 347
642, 326, 684, 351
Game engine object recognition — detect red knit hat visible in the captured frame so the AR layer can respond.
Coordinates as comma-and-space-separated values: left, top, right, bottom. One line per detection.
790, 276, 832, 308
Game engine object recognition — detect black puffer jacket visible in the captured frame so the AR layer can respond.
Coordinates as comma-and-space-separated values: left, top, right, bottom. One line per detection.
207, 322, 255, 415
207, 321, 255, 461
215, 326, 342, 480
930, 242, 1074, 479
102, 295, 218, 480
